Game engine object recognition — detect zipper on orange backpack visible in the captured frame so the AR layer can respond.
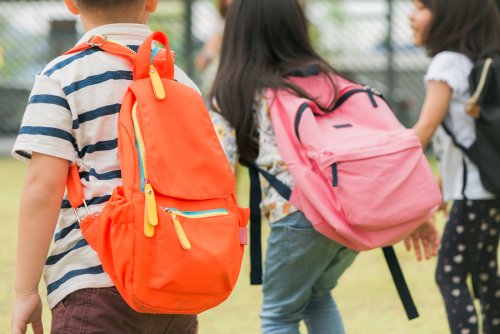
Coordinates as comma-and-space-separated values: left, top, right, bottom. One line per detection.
160, 207, 230, 250
132, 102, 158, 237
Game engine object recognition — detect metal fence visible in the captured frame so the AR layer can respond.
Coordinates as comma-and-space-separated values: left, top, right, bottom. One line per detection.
0, 0, 429, 139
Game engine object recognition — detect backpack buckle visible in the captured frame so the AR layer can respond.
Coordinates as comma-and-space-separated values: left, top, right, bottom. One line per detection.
87, 35, 107, 47
72, 199, 91, 223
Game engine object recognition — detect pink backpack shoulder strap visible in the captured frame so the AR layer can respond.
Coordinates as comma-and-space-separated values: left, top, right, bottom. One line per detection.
265, 72, 354, 164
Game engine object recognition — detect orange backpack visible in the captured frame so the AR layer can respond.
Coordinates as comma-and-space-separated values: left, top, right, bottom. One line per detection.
65, 32, 250, 314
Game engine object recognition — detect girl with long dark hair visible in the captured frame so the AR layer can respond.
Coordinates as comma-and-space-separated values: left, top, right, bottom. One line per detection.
210, 0, 438, 332
210, 1, 356, 332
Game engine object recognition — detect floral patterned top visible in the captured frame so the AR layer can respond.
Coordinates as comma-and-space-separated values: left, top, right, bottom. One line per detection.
209, 95, 297, 223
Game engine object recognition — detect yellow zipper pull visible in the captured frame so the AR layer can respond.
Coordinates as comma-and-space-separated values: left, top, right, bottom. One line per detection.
149, 65, 165, 100
145, 182, 158, 227
144, 209, 155, 237
167, 210, 191, 250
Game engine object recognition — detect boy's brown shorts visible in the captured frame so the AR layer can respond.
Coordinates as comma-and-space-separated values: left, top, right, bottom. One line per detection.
51, 287, 198, 334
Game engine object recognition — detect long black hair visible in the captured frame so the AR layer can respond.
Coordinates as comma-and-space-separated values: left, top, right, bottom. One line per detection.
421, 0, 500, 59
211, 0, 342, 162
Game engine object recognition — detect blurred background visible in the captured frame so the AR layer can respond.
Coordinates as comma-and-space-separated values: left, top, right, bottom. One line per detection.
2, 0, 500, 143
0, 0, 437, 146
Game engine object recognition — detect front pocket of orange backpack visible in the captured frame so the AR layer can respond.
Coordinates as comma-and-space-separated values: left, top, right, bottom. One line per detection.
149, 207, 241, 294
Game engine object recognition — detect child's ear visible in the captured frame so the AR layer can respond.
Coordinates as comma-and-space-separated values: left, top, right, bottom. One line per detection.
145, 0, 158, 13
64, 0, 80, 15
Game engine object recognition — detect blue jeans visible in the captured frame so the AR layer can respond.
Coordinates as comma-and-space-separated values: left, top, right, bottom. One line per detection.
260, 211, 358, 334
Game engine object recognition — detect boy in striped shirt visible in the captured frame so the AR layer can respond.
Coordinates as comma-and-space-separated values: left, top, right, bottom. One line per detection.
11, 0, 199, 333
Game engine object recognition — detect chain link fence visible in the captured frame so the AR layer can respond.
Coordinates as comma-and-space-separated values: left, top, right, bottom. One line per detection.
0, 0, 428, 142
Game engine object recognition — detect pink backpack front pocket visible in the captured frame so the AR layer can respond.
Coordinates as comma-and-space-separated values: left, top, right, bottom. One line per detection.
322, 135, 440, 232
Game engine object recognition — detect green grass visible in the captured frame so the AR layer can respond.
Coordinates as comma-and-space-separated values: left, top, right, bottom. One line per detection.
0, 158, 450, 333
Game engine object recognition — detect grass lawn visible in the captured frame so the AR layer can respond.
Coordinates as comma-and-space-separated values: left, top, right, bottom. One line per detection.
0, 157, 451, 333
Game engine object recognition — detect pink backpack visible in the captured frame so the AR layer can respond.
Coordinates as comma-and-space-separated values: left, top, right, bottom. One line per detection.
267, 74, 441, 250
243, 68, 441, 319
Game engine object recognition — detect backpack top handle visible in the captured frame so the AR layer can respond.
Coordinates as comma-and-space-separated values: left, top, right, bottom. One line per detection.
135, 31, 174, 81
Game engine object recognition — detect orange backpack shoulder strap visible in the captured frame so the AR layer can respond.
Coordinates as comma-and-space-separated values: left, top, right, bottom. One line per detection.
65, 35, 136, 60
64, 33, 175, 216
64, 35, 138, 219
66, 33, 175, 80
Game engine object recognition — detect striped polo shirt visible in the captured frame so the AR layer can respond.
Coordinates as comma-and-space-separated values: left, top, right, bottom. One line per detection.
12, 23, 199, 308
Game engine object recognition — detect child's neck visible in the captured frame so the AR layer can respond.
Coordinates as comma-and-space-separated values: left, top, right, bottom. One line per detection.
80, 12, 148, 32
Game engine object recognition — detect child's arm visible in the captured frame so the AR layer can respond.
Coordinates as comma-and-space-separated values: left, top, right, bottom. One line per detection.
11, 152, 69, 334
434, 173, 449, 216
406, 81, 450, 262
412, 80, 452, 147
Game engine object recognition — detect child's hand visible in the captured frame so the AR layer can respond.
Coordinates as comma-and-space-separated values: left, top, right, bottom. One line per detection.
404, 217, 440, 261
11, 292, 43, 334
